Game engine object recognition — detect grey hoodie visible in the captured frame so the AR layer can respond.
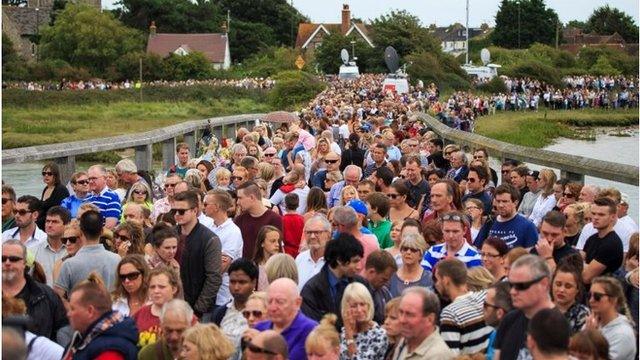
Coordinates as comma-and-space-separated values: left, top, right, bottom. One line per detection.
600, 314, 637, 360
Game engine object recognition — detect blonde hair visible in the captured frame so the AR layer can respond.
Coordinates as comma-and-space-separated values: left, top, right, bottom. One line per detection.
215, 167, 231, 180
182, 323, 235, 360
265, 253, 298, 284
258, 162, 275, 182
538, 168, 557, 197
326, 171, 343, 183
400, 233, 428, 253
466, 266, 496, 291
305, 314, 340, 356
341, 282, 375, 322
340, 185, 358, 205
248, 291, 267, 307
565, 202, 590, 228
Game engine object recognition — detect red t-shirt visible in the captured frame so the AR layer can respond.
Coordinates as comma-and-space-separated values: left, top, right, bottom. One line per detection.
282, 213, 304, 258
132, 305, 160, 348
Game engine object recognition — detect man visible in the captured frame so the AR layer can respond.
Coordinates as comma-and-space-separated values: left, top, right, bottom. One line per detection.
295, 215, 331, 290
86, 165, 122, 229
363, 143, 388, 179
580, 197, 624, 284
139, 299, 194, 360
2, 195, 46, 249
382, 131, 402, 161
2, 185, 16, 232
393, 287, 455, 359
483, 282, 513, 360
363, 250, 397, 324
2, 240, 68, 340
461, 166, 493, 215
311, 152, 341, 188
492, 255, 556, 360
254, 278, 317, 360
246, 330, 289, 360
168, 142, 191, 178
472, 148, 498, 183
404, 138, 428, 166
63, 274, 138, 359
531, 211, 579, 273
422, 211, 480, 271
116, 159, 150, 198
122, 202, 147, 227
482, 184, 538, 249
404, 156, 430, 209
500, 160, 520, 185
370, 166, 394, 193
55, 210, 121, 296
234, 181, 283, 259
33, 206, 70, 286
445, 151, 469, 184
204, 190, 243, 307
519, 170, 541, 218
241, 156, 260, 182
618, 193, 638, 231
427, 138, 447, 170
510, 166, 530, 202
526, 309, 572, 360
301, 234, 371, 327
422, 181, 461, 227
435, 258, 492, 355
173, 190, 222, 318
151, 173, 181, 221
281, 133, 296, 171
332, 206, 379, 274
328, 165, 362, 207
578, 184, 599, 203
356, 180, 375, 201
61, 172, 91, 218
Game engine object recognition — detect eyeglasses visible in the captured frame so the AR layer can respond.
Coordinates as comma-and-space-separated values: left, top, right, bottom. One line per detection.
479, 252, 500, 258
264, 153, 275, 157
133, 190, 147, 195
246, 342, 277, 356
562, 192, 575, 198
325, 159, 339, 164
61, 236, 78, 245
12, 209, 33, 216
242, 310, 264, 319
386, 193, 400, 199
171, 208, 192, 216
231, 176, 244, 181
509, 275, 545, 291
42, 171, 54, 176
2, 198, 10, 205
467, 178, 477, 183
400, 246, 420, 253
164, 183, 177, 189
589, 291, 609, 302
114, 234, 131, 241
440, 214, 464, 222
483, 301, 501, 310
304, 230, 327, 236
119, 271, 142, 282
74, 179, 89, 185
2, 256, 23, 263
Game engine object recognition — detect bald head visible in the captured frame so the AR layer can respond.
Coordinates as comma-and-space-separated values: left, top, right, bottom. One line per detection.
268, 278, 299, 298
123, 202, 145, 224
252, 330, 289, 359
266, 278, 301, 328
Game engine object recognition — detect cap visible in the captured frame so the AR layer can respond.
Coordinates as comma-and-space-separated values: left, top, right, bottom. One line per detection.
527, 170, 540, 179
347, 199, 368, 216
620, 193, 629, 205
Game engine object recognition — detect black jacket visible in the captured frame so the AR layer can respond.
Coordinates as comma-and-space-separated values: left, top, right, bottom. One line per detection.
18, 274, 68, 340
37, 184, 69, 229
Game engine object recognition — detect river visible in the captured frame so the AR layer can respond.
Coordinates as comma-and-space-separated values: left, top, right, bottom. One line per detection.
2, 130, 638, 220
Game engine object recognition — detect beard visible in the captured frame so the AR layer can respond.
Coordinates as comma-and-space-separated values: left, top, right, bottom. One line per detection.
2, 269, 19, 283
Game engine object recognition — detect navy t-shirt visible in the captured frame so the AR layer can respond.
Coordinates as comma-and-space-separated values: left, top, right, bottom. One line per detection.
488, 214, 538, 248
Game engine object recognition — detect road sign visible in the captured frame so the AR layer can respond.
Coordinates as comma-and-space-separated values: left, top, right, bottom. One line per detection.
295, 55, 305, 70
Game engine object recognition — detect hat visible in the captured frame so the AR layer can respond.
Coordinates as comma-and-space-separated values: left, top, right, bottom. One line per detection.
527, 170, 540, 179
347, 199, 368, 216
620, 193, 629, 205
359, 123, 372, 133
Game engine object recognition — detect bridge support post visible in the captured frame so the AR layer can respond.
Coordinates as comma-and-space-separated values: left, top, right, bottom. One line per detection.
183, 131, 196, 156
54, 156, 75, 185
561, 170, 585, 184
135, 144, 153, 173
162, 138, 176, 172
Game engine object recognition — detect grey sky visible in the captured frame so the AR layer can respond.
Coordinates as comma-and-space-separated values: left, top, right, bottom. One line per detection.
103, 0, 638, 28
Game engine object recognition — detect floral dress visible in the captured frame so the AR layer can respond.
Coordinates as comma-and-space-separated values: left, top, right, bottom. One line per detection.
564, 302, 590, 334
339, 323, 388, 360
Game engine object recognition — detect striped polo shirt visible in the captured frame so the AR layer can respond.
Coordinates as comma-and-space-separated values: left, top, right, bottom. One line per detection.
440, 290, 493, 355
421, 242, 482, 271
87, 187, 122, 221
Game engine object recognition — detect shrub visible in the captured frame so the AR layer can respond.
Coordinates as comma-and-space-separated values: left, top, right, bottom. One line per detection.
163, 52, 213, 80
589, 55, 621, 76
502, 60, 561, 86
476, 76, 508, 93
114, 52, 166, 81
406, 51, 471, 91
267, 71, 325, 110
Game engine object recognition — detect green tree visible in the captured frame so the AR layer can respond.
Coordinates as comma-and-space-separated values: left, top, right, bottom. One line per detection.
115, 0, 223, 33
589, 55, 621, 76
491, 0, 560, 48
228, 20, 276, 63
370, 10, 440, 59
585, 5, 639, 43
313, 33, 382, 74
113, 51, 166, 81
163, 52, 212, 80
39, 4, 144, 75
566, 20, 586, 30
240, 46, 302, 77
2, 33, 19, 65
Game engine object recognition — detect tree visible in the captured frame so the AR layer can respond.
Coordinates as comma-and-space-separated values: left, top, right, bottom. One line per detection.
2, 33, 19, 65
227, 20, 276, 63
313, 33, 382, 74
566, 20, 586, 30
163, 52, 212, 80
39, 4, 144, 75
590, 55, 621, 76
585, 5, 639, 43
115, 0, 224, 33
370, 10, 440, 59
491, 0, 560, 48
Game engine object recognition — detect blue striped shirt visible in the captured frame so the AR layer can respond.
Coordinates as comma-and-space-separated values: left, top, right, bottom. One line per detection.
87, 187, 122, 221
422, 242, 482, 271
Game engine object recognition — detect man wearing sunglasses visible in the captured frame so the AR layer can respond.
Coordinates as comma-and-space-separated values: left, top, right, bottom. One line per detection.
2, 185, 17, 232
310, 152, 340, 189
1, 195, 47, 250
33, 206, 71, 286
151, 174, 181, 221
60, 171, 92, 218
492, 255, 556, 360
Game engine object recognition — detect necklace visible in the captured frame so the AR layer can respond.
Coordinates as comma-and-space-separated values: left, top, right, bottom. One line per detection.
400, 267, 422, 285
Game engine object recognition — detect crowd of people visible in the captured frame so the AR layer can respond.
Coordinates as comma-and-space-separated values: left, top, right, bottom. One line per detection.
1, 74, 638, 360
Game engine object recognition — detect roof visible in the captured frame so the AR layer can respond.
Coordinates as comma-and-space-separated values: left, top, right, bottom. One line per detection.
146, 33, 227, 63
430, 23, 487, 42
295, 22, 373, 48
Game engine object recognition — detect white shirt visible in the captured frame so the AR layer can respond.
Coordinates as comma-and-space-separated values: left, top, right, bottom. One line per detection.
295, 250, 325, 291
527, 193, 556, 227
270, 186, 309, 215
2, 226, 47, 249
25, 331, 64, 360
212, 218, 244, 306
618, 215, 639, 232
339, 124, 350, 140
576, 220, 635, 252
32, 240, 67, 287
330, 142, 342, 156
198, 213, 216, 233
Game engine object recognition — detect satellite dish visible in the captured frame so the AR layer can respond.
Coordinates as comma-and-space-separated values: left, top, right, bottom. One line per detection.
480, 48, 491, 65
384, 46, 400, 73
340, 49, 349, 65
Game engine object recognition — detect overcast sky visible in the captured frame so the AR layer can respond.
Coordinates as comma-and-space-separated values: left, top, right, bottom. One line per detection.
103, 0, 638, 28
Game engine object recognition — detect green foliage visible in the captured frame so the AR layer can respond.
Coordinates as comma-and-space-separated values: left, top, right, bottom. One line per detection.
501, 60, 561, 86
2, 33, 19, 65
492, 0, 560, 49
39, 4, 144, 75
370, 10, 440, 59
267, 71, 325, 110
406, 51, 470, 91
585, 5, 639, 43
115, 0, 223, 34
163, 52, 213, 80
240, 47, 303, 77
468, 36, 493, 64
566, 20, 586, 30
113, 51, 166, 81
2, 58, 92, 82
577, 47, 637, 75
313, 33, 383, 74
589, 56, 621, 76
227, 20, 276, 63
476, 76, 508, 93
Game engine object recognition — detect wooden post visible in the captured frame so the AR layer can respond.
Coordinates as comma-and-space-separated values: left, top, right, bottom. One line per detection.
135, 144, 153, 172
183, 131, 196, 156
54, 156, 75, 185
162, 138, 176, 172
561, 170, 585, 184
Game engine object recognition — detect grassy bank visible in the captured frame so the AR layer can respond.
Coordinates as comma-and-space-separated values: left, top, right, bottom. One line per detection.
474, 108, 639, 148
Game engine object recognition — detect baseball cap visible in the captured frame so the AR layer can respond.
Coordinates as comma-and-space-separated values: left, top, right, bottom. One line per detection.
620, 193, 629, 205
347, 199, 368, 216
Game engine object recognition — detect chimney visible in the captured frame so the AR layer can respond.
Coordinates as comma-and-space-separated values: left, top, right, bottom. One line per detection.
341, 4, 350, 35
221, 21, 227, 35
149, 21, 157, 36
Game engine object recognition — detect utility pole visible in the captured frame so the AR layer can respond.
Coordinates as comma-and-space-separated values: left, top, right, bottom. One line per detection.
351, 40, 356, 60
290, 0, 295, 47
517, 0, 521, 48
555, 19, 560, 49
139, 58, 143, 102
465, 0, 469, 64
227, 10, 230, 33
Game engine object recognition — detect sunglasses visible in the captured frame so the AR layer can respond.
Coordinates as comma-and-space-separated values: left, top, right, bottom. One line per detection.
133, 190, 147, 195
467, 178, 477, 183
74, 179, 90, 185
325, 159, 339, 164
509, 275, 545, 291
589, 291, 609, 302
13, 209, 33, 216
114, 234, 131, 241
483, 301, 501, 310
164, 183, 177, 189
473, 156, 484, 159
2, 256, 23, 263
562, 192, 575, 198
171, 208, 192, 216
119, 271, 142, 282
42, 171, 54, 176
264, 153, 275, 157
61, 236, 78, 245
242, 310, 264, 319
231, 176, 244, 181
386, 193, 400, 199
2, 198, 10, 205
400, 246, 420, 253
441, 214, 464, 222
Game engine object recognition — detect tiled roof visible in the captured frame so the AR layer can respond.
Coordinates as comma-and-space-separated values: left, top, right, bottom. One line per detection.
146, 33, 227, 63
296, 22, 372, 48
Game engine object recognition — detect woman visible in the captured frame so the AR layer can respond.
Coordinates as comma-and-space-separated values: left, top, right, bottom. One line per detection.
382, 298, 401, 360
552, 263, 590, 334
552, 179, 570, 207
465, 199, 486, 243
387, 181, 418, 223
253, 226, 284, 291
122, 182, 154, 222
113, 221, 145, 257
147, 224, 180, 270
528, 169, 557, 227
112, 254, 150, 316
480, 237, 509, 282
466, 266, 495, 291
389, 233, 433, 297
425, 169, 444, 188
38, 162, 70, 229
243, 292, 268, 328
385, 221, 403, 268
311, 138, 331, 176
53, 221, 82, 283
306, 314, 341, 360
569, 329, 610, 360
106, 169, 127, 202
265, 253, 298, 285
133, 266, 189, 348
247, 143, 262, 160
563, 202, 590, 247
257, 162, 276, 195
340, 282, 388, 360
324, 171, 343, 192
585, 276, 636, 360
180, 323, 235, 360
340, 185, 358, 206
196, 160, 215, 191
304, 187, 329, 221
557, 182, 583, 212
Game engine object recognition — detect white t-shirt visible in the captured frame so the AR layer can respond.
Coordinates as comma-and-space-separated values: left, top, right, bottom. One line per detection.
25, 331, 64, 360
295, 250, 325, 291
576, 220, 635, 252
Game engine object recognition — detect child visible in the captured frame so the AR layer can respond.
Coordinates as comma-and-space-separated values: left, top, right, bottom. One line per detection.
282, 193, 304, 258
215, 168, 231, 189
366, 192, 393, 249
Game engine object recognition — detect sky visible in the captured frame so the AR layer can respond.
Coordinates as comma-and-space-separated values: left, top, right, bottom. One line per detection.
103, 0, 638, 28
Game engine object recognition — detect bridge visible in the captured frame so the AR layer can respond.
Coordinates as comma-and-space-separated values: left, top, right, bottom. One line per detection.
3, 112, 638, 187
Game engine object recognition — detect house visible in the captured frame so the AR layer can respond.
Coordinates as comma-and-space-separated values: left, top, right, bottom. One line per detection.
429, 23, 490, 57
560, 27, 636, 55
146, 22, 231, 70
295, 4, 374, 51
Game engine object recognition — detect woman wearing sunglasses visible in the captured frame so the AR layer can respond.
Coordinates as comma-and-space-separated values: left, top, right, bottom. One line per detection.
113, 221, 145, 258
37, 162, 69, 229
243, 292, 268, 328
585, 276, 636, 360
388, 233, 432, 297
121, 182, 154, 223
112, 254, 150, 317
386, 181, 418, 223
52, 221, 83, 284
